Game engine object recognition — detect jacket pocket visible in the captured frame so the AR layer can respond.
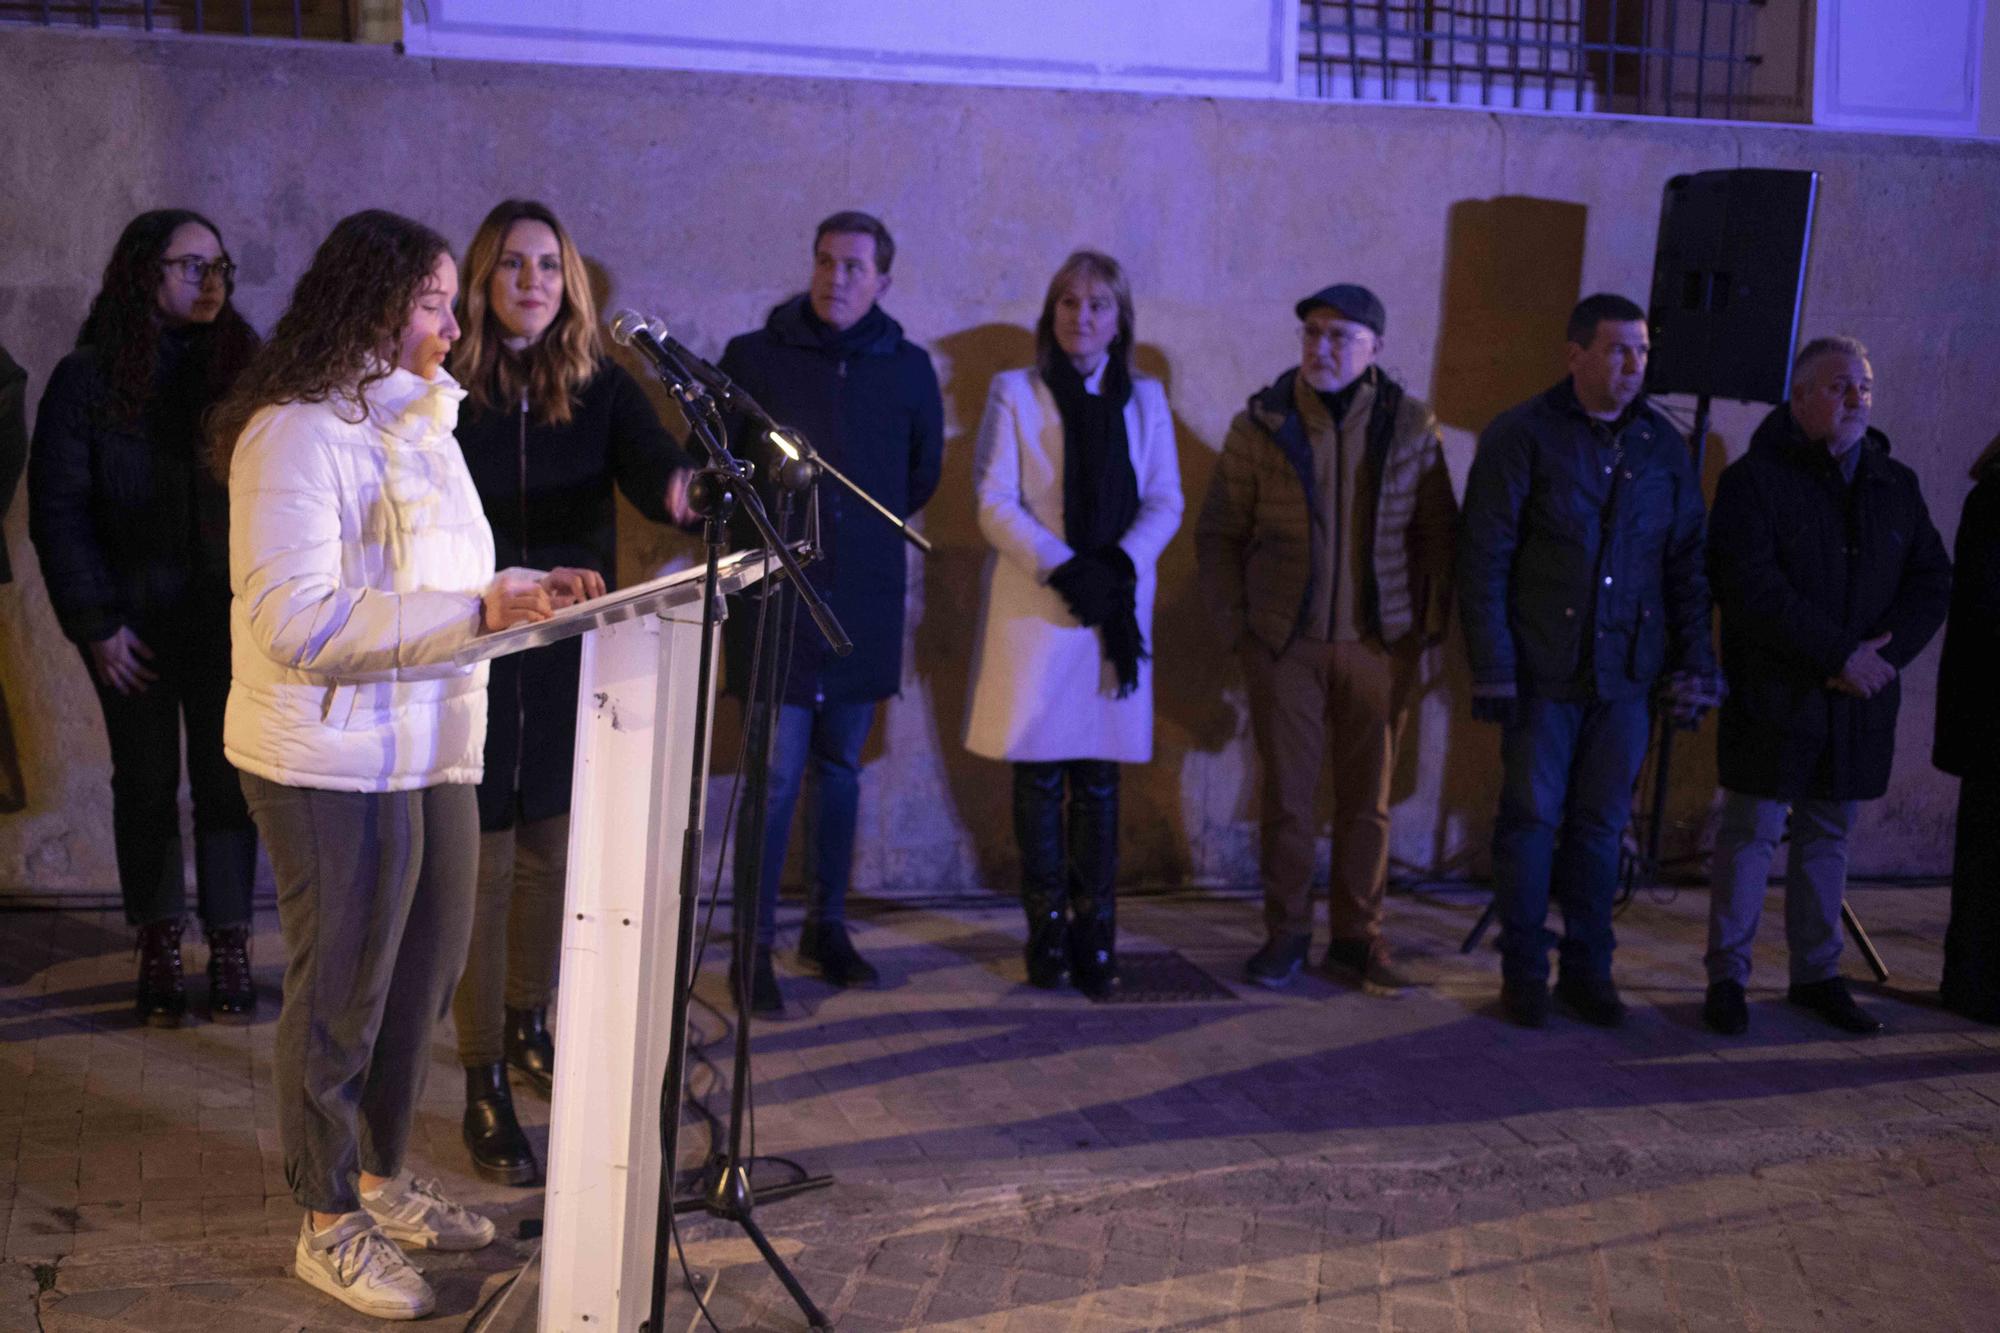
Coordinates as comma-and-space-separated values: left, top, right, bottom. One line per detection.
1627, 603, 1666, 681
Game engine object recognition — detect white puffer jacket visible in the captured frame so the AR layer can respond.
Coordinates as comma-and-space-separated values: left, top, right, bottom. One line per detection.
224, 367, 497, 793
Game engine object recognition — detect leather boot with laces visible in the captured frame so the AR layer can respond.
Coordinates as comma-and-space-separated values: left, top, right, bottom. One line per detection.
206, 924, 255, 1024
503, 1006, 555, 1097
462, 1063, 538, 1186
136, 918, 187, 1028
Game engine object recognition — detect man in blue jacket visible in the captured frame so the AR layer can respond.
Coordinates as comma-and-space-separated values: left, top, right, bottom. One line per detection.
1458, 293, 1715, 1028
1702, 337, 1950, 1037
719, 211, 944, 1015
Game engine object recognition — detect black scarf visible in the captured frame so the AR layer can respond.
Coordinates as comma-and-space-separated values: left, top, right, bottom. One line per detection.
1042, 355, 1147, 697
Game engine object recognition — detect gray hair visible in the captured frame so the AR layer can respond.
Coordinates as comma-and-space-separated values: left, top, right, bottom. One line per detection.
1792, 335, 1870, 382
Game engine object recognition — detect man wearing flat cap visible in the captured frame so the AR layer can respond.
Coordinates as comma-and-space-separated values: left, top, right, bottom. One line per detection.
1197, 283, 1457, 990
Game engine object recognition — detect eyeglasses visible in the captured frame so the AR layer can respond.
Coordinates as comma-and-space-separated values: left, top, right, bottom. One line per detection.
161, 255, 236, 285
1299, 324, 1373, 350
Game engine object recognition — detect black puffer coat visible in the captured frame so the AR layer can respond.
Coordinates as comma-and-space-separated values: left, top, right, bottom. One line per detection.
456, 357, 691, 830
27, 328, 236, 644
1934, 445, 2000, 780
716, 296, 944, 706
1708, 406, 1951, 800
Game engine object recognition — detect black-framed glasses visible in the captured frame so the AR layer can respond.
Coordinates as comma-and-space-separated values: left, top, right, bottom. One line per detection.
161, 255, 236, 285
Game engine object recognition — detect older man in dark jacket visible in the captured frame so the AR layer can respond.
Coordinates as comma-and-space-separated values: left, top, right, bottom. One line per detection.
1458, 293, 1715, 1028
1702, 337, 1951, 1037
719, 210, 944, 1015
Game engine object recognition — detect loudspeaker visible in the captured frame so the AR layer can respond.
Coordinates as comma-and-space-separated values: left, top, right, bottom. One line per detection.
1644, 168, 1818, 404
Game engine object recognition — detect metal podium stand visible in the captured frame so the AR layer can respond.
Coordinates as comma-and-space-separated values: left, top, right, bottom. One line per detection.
453, 548, 781, 1332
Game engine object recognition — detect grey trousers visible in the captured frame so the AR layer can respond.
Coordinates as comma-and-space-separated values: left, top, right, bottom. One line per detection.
241, 773, 479, 1214
451, 815, 568, 1067
1706, 789, 1859, 987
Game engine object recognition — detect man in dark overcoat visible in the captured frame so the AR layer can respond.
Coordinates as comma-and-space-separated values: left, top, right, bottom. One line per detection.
719, 211, 944, 1015
1703, 336, 1951, 1036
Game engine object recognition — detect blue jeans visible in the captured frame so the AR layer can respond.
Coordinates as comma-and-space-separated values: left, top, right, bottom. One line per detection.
1491, 695, 1651, 985
733, 700, 877, 948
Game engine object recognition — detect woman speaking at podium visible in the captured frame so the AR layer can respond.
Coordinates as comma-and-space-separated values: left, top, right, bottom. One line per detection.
212, 209, 590, 1321
446, 198, 694, 1186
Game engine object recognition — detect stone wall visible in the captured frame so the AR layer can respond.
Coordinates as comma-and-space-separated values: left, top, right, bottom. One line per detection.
2, 27, 1995, 897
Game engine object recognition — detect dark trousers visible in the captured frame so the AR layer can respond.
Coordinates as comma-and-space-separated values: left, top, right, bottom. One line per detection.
1240, 638, 1417, 943
1944, 776, 2000, 1022
84, 610, 254, 927
1012, 760, 1120, 914
453, 816, 569, 1067
1491, 695, 1650, 985
242, 774, 478, 1214
734, 700, 877, 948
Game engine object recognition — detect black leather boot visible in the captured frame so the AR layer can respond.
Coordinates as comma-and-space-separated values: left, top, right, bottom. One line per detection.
463, 1063, 538, 1185
1013, 763, 1070, 989
205, 924, 255, 1024
1066, 761, 1122, 1000
136, 918, 187, 1028
504, 1006, 556, 1098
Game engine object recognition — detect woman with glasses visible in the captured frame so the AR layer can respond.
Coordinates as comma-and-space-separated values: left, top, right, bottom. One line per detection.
446, 198, 694, 1185
963, 250, 1183, 997
28, 209, 261, 1025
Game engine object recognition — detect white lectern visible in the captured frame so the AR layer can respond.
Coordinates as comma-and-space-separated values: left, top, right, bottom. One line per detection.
454, 548, 778, 1332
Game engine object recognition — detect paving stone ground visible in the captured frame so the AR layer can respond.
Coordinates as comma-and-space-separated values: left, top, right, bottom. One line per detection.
0, 881, 1995, 1331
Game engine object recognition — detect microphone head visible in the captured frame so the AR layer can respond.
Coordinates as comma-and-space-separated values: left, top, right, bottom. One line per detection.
608, 309, 650, 346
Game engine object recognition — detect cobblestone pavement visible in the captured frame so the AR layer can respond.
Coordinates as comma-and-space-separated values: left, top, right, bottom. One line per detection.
2, 881, 1995, 1331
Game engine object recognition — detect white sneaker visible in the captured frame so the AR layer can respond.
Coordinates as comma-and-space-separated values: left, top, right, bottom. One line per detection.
362, 1172, 498, 1252
295, 1212, 436, 1320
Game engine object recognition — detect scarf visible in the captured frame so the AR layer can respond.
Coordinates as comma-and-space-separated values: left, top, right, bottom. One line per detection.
1042, 355, 1147, 697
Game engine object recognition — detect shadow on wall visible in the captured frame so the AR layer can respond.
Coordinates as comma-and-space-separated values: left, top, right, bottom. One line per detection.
1421, 195, 1590, 879
1430, 196, 1587, 437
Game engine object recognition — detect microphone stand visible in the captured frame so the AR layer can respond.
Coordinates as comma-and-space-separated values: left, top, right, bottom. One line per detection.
634, 349, 840, 1333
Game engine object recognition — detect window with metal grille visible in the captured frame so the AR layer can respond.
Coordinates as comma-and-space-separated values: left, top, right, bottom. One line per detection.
1300, 1, 1774, 121
0, 0, 390, 41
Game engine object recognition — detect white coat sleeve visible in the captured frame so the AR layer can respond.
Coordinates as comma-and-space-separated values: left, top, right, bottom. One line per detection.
1117, 379, 1184, 573
973, 375, 1074, 581
230, 415, 485, 678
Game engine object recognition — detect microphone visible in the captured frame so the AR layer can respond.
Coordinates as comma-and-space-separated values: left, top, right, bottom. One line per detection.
608, 308, 693, 385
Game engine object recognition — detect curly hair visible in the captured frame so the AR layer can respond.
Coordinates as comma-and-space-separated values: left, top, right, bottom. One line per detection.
450, 199, 602, 427
210, 209, 450, 477
80, 208, 258, 426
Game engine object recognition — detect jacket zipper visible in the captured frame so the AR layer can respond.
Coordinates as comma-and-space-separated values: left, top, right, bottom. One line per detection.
513, 393, 529, 804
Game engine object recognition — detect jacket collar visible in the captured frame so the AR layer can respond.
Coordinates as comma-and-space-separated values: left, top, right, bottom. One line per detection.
1750, 404, 1892, 480
765, 293, 904, 358
364, 364, 466, 444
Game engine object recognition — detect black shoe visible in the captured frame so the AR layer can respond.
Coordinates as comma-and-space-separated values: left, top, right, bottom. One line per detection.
1787, 977, 1882, 1035
1023, 909, 1071, 990
136, 918, 188, 1028
504, 1006, 556, 1098
462, 1063, 538, 1186
801, 921, 880, 988
1501, 978, 1550, 1028
1702, 979, 1749, 1035
1554, 973, 1627, 1028
205, 924, 256, 1025
1070, 917, 1121, 1000
1244, 934, 1310, 989
730, 945, 784, 1017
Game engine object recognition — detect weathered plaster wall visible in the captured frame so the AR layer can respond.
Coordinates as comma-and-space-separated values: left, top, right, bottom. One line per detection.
2, 27, 1994, 898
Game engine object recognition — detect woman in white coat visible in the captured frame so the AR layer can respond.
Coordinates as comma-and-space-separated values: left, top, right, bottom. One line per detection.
210, 210, 592, 1322
964, 250, 1183, 998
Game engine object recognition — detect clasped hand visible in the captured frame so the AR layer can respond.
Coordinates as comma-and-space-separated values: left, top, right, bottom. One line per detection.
482, 567, 607, 631
1827, 632, 1896, 699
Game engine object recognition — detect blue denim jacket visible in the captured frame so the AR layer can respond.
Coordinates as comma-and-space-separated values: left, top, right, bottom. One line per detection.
1458, 379, 1715, 703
